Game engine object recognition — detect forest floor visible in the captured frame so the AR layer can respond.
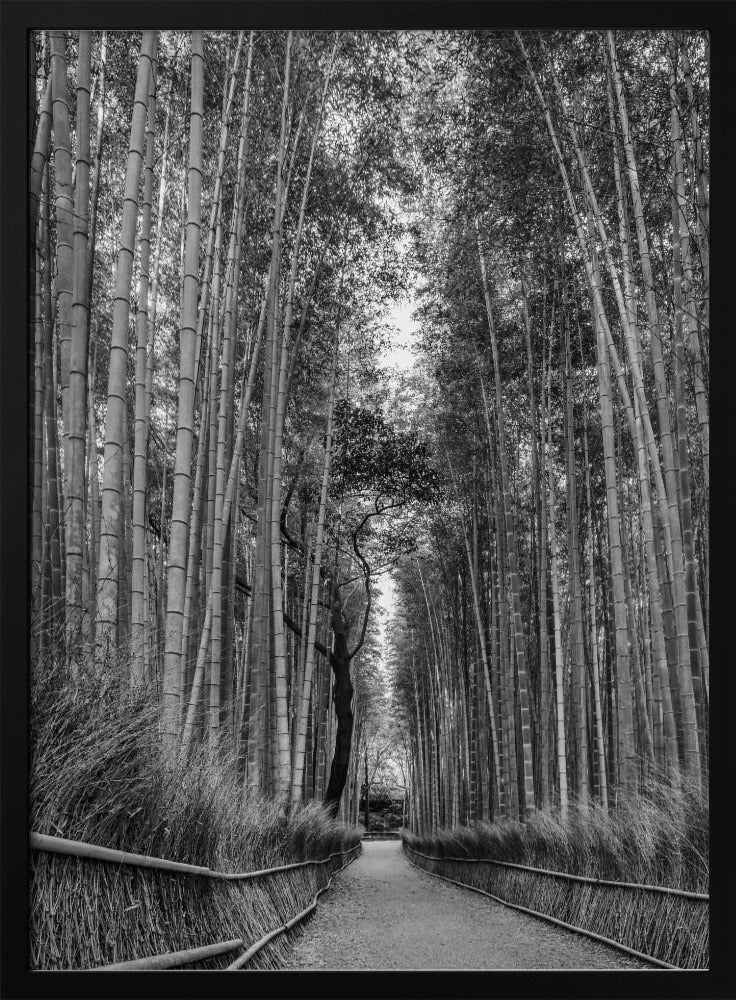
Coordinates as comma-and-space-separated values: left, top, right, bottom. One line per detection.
282, 840, 651, 971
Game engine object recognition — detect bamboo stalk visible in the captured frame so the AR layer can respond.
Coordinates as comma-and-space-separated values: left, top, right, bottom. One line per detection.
162, 30, 203, 744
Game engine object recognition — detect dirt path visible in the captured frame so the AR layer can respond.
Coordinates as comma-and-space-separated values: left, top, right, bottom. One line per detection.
284, 840, 650, 970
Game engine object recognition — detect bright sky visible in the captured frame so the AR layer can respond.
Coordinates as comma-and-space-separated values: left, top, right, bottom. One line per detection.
379, 297, 418, 375
374, 573, 397, 679
373, 294, 418, 677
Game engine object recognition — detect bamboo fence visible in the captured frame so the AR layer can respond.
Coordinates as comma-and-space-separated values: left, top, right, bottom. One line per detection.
404, 843, 708, 969
30, 831, 360, 970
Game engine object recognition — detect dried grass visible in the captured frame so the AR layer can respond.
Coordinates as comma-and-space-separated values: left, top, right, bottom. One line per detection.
404, 777, 708, 892
30, 661, 360, 970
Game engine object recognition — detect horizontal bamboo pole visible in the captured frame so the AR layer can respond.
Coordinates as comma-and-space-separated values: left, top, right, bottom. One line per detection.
31, 832, 213, 876
284, 898, 317, 930
405, 852, 678, 970
30, 831, 358, 880
403, 843, 708, 900
93, 938, 243, 971
226, 925, 284, 971
226, 847, 360, 970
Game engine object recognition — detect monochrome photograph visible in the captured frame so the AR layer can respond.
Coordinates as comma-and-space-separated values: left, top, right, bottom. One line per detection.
16, 13, 715, 985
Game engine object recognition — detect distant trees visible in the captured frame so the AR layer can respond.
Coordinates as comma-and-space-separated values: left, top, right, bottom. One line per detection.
392, 29, 709, 828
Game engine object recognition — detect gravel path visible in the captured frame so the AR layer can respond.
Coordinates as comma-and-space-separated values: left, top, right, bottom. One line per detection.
284, 840, 650, 970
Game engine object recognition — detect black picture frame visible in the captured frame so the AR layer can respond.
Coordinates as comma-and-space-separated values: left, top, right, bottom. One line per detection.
2, 3, 734, 998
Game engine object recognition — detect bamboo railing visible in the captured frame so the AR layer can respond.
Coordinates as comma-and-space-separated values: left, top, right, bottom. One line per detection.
30, 831, 356, 880
404, 844, 708, 899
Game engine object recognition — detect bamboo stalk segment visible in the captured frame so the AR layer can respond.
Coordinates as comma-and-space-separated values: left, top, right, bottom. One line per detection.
31, 832, 212, 875
227, 924, 286, 971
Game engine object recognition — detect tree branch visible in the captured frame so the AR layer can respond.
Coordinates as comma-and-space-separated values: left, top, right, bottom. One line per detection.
280, 514, 305, 555
283, 608, 329, 659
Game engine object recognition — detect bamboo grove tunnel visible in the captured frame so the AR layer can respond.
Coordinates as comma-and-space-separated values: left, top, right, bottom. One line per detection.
21, 22, 711, 976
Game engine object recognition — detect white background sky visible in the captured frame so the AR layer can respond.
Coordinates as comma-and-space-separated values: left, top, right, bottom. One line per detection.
379, 297, 417, 375
373, 295, 418, 675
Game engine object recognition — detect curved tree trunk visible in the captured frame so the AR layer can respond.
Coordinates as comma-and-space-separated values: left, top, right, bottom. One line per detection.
324, 592, 354, 815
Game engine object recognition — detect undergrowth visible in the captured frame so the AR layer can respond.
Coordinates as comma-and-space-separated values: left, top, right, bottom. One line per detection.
403, 779, 708, 894
30, 660, 360, 970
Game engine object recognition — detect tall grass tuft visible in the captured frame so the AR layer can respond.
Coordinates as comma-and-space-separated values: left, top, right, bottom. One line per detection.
30, 660, 360, 970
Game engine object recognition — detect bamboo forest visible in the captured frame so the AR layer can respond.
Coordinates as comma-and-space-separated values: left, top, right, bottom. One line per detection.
25, 25, 712, 974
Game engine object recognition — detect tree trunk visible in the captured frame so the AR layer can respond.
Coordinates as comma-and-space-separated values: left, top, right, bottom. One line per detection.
324, 591, 355, 815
